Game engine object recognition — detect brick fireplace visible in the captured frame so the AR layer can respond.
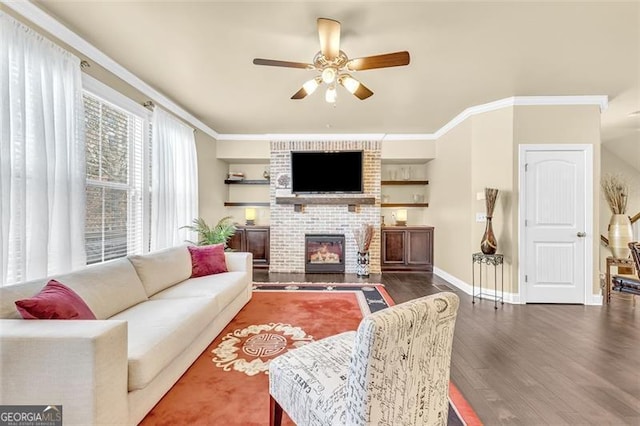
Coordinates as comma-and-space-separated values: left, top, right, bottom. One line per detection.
269, 140, 381, 274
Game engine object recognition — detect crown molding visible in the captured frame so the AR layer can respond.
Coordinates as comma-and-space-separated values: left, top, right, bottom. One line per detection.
5, 1, 608, 143
3, 0, 220, 140
219, 95, 608, 142
216, 133, 387, 142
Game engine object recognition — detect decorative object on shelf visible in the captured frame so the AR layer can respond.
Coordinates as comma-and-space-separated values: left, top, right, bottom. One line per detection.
275, 173, 292, 197
480, 188, 499, 255
276, 173, 290, 189
263, 167, 271, 181
401, 167, 411, 180
352, 223, 374, 278
227, 171, 245, 181
389, 169, 397, 181
180, 216, 236, 249
602, 173, 632, 258
395, 209, 408, 226
382, 194, 390, 203
412, 194, 424, 203
245, 208, 256, 226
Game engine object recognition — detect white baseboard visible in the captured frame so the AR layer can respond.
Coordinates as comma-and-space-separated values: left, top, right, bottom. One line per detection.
434, 267, 522, 304
435, 267, 603, 306
586, 294, 603, 306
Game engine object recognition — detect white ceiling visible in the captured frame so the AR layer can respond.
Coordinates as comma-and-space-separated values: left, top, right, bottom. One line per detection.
31, 1, 640, 147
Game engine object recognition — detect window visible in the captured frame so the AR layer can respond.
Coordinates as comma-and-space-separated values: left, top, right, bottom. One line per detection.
83, 76, 150, 264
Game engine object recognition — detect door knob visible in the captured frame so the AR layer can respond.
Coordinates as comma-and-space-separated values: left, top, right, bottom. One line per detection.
577, 232, 586, 238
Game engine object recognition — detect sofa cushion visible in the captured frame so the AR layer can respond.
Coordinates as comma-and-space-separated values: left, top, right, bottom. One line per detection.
128, 245, 192, 297
54, 258, 149, 320
15, 280, 97, 320
1, 281, 55, 319
150, 272, 247, 310
188, 244, 227, 277
109, 297, 219, 391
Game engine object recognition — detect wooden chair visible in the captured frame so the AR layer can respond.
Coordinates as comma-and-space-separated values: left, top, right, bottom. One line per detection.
268, 292, 459, 426
612, 242, 640, 296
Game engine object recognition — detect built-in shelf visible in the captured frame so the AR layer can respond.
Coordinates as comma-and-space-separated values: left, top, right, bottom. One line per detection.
382, 203, 429, 208
381, 180, 429, 185
276, 196, 376, 212
224, 179, 270, 185
224, 202, 270, 207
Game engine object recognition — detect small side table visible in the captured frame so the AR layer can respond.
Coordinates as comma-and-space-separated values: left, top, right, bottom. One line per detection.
472, 252, 504, 309
605, 256, 636, 304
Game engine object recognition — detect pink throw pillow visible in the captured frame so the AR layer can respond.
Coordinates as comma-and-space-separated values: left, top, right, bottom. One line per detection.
15, 280, 96, 320
188, 244, 228, 277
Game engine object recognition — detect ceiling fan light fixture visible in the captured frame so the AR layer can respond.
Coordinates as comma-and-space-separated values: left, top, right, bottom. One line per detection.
340, 75, 361, 94
325, 86, 337, 103
302, 78, 320, 95
321, 67, 337, 84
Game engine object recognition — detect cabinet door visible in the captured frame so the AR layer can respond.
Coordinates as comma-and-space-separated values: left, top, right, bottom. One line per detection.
227, 229, 245, 252
382, 230, 406, 265
245, 228, 270, 265
407, 228, 433, 270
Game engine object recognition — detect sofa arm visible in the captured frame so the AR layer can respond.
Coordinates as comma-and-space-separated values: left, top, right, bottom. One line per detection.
0, 320, 129, 425
225, 251, 253, 273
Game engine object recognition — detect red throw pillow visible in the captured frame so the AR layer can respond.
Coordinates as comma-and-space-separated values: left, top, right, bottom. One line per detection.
188, 244, 228, 277
15, 280, 96, 320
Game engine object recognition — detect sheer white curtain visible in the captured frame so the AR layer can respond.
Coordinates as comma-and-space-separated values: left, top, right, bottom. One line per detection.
0, 13, 86, 286
150, 107, 198, 250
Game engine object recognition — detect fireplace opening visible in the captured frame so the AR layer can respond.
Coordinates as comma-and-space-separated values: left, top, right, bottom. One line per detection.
305, 234, 346, 273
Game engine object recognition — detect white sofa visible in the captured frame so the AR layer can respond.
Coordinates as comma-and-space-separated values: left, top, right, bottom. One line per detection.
0, 245, 253, 425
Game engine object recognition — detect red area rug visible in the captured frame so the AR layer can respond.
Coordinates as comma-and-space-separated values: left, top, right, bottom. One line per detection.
141, 283, 481, 426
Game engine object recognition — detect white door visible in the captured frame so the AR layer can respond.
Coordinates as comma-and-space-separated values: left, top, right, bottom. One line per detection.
522, 148, 589, 304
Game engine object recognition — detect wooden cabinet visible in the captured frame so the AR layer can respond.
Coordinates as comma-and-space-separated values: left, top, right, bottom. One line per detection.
227, 225, 270, 268
381, 226, 434, 272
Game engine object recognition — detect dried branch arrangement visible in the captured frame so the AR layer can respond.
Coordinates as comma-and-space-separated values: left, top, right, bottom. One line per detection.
352, 223, 374, 253
602, 174, 629, 214
485, 188, 499, 217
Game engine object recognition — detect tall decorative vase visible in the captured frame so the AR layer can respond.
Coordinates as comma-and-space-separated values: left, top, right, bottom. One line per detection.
356, 251, 370, 278
608, 214, 633, 259
480, 217, 497, 255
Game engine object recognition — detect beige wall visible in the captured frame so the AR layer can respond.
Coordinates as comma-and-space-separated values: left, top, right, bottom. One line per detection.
425, 105, 602, 299
195, 133, 228, 226
471, 107, 515, 292
424, 120, 473, 281
381, 140, 436, 161
216, 140, 270, 162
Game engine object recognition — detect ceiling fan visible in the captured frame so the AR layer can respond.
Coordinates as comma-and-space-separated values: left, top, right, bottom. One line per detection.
253, 18, 410, 103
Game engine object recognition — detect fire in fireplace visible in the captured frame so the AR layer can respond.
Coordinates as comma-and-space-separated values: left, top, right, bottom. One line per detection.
305, 234, 346, 273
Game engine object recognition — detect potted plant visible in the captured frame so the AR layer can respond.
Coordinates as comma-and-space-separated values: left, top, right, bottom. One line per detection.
602, 174, 632, 258
181, 216, 236, 248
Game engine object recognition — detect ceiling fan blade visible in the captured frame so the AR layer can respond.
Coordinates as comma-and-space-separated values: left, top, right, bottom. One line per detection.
291, 87, 309, 100
346, 51, 410, 71
352, 82, 374, 100
253, 58, 314, 69
318, 18, 341, 60
339, 75, 374, 100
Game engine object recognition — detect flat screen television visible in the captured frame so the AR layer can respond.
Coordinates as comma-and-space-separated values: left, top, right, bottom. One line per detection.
291, 151, 363, 194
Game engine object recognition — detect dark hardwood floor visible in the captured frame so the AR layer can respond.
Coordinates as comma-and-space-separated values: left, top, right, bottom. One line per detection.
254, 271, 640, 425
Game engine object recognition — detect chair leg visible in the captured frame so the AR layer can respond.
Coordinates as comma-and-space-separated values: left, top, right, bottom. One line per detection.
270, 395, 283, 426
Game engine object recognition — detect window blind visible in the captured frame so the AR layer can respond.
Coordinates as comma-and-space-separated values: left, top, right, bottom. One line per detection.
83, 92, 147, 264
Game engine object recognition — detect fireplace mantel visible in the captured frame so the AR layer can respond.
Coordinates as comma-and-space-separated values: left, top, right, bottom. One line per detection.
275, 196, 376, 212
